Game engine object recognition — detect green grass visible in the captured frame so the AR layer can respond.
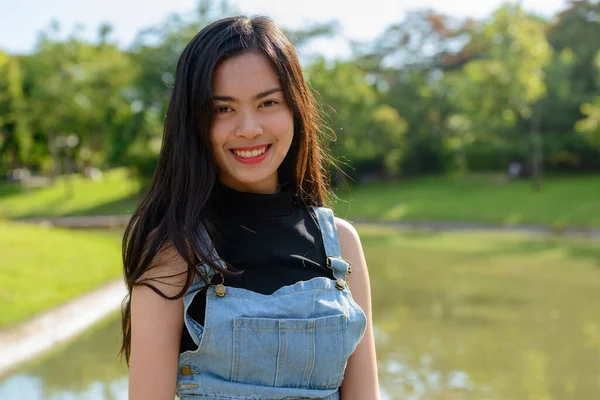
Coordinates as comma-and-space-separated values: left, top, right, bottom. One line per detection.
334, 174, 600, 228
0, 168, 141, 219
1, 168, 599, 228
0, 222, 123, 328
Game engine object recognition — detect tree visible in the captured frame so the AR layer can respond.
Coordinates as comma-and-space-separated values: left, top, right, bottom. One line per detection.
21, 22, 138, 179
545, 0, 600, 167
350, 9, 476, 175
306, 58, 407, 181
444, 4, 551, 186
575, 51, 600, 148
123, 0, 242, 180
576, 98, 600, 147
547, 0, 600, 98
0, 50, 31, 172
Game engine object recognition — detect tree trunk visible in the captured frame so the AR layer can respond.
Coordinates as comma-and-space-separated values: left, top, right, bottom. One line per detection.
48, 133, 60, 183
530, 103, 543, 190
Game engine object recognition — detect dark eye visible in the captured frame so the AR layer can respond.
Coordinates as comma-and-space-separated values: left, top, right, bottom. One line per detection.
260, 100, 279, 108
215, 106, 232, 114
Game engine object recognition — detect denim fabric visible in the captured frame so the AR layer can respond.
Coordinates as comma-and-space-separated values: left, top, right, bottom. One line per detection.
176, 207, 367, 400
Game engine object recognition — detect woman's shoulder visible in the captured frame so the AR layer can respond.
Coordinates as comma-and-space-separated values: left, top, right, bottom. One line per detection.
333, 216, 360, 241
307, 206, 361, 242
136, 229, 189, 298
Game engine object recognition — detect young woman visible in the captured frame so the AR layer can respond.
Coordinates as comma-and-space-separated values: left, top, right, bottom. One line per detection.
120, 15, 379, 400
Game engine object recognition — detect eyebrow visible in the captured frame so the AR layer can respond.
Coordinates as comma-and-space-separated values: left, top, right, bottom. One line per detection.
212, 88, 283, 102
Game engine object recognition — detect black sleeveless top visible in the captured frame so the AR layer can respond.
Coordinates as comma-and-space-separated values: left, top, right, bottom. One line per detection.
179, 182, 333, 353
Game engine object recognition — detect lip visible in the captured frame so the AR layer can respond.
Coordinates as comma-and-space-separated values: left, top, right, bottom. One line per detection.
229, 144, 271, 165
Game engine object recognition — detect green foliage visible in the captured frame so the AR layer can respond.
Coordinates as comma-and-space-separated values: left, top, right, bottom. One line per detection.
0, 51, 31, 168
547, 0, 600, 96
307, 59, 407, 179
121, 0, 244, 177
543, 1, 600, 145
576, 97, 600, 147
371, 105, 408, 176
14, 24, 141, 177
575, 51, 600, 147
0, 0, 600, 180
444, 4, 551, 144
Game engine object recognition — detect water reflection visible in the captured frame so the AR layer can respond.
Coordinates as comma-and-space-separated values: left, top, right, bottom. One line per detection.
0, 375, 128, 400
366, 228, 600, 399
1, 228, 600, 399
0, 312, 128, 400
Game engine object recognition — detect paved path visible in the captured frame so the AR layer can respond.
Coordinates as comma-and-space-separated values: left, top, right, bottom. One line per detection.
15, 215, 131, 229
358, 220, 600, 238
16, 214, 600, 238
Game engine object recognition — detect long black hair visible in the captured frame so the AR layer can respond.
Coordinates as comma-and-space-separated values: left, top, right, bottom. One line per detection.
119, 15, 332, 364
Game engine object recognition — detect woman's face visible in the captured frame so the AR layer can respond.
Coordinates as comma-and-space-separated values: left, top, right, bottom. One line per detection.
210, 52, 294, 194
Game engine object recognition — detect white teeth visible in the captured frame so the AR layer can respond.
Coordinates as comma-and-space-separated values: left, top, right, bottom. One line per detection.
233, 146, 267, 158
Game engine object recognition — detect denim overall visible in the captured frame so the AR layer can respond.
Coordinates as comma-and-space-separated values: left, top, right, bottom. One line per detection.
176, 207, 367, 400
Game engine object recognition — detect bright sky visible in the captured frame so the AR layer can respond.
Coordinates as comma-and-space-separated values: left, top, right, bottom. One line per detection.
0, 0, 569, 57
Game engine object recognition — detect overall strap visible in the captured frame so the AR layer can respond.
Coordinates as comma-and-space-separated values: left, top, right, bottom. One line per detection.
183, 224, 223, 346
312, 206, 350, 280
184, 224, 220, 297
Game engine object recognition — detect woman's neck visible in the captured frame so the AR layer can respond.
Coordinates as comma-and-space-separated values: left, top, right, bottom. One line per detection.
217, 175, 281, 194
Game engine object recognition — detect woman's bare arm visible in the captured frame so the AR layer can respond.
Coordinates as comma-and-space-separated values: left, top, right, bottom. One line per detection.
336, 218, 380, 400
128, 244, 188, 400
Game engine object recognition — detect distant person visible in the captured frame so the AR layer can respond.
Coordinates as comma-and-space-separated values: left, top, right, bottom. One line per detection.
507, 162, 522, 180
119, 16, 379, 400
506, 162, 532, 181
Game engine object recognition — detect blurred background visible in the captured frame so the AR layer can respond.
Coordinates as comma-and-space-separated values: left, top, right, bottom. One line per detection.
0, 0, 599, 399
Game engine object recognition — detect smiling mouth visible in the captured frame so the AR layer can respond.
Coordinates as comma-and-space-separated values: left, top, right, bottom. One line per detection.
230, 144, 271, 159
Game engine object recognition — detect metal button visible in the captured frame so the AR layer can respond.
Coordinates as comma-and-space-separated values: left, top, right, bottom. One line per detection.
214, 283, 227, 298
180, 365, 192, 376
335, 278, 346, 290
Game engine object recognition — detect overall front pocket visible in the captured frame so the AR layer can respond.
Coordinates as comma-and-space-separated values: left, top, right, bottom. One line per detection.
231, 313, 348, 389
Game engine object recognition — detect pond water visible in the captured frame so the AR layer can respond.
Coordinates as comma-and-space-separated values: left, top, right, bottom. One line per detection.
1, 228, 599, 399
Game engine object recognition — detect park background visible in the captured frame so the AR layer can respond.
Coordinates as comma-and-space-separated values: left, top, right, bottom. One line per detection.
0, 0, 600, 399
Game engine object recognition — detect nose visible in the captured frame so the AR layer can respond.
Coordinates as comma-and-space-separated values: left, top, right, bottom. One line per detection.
235, 110, 263, 139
